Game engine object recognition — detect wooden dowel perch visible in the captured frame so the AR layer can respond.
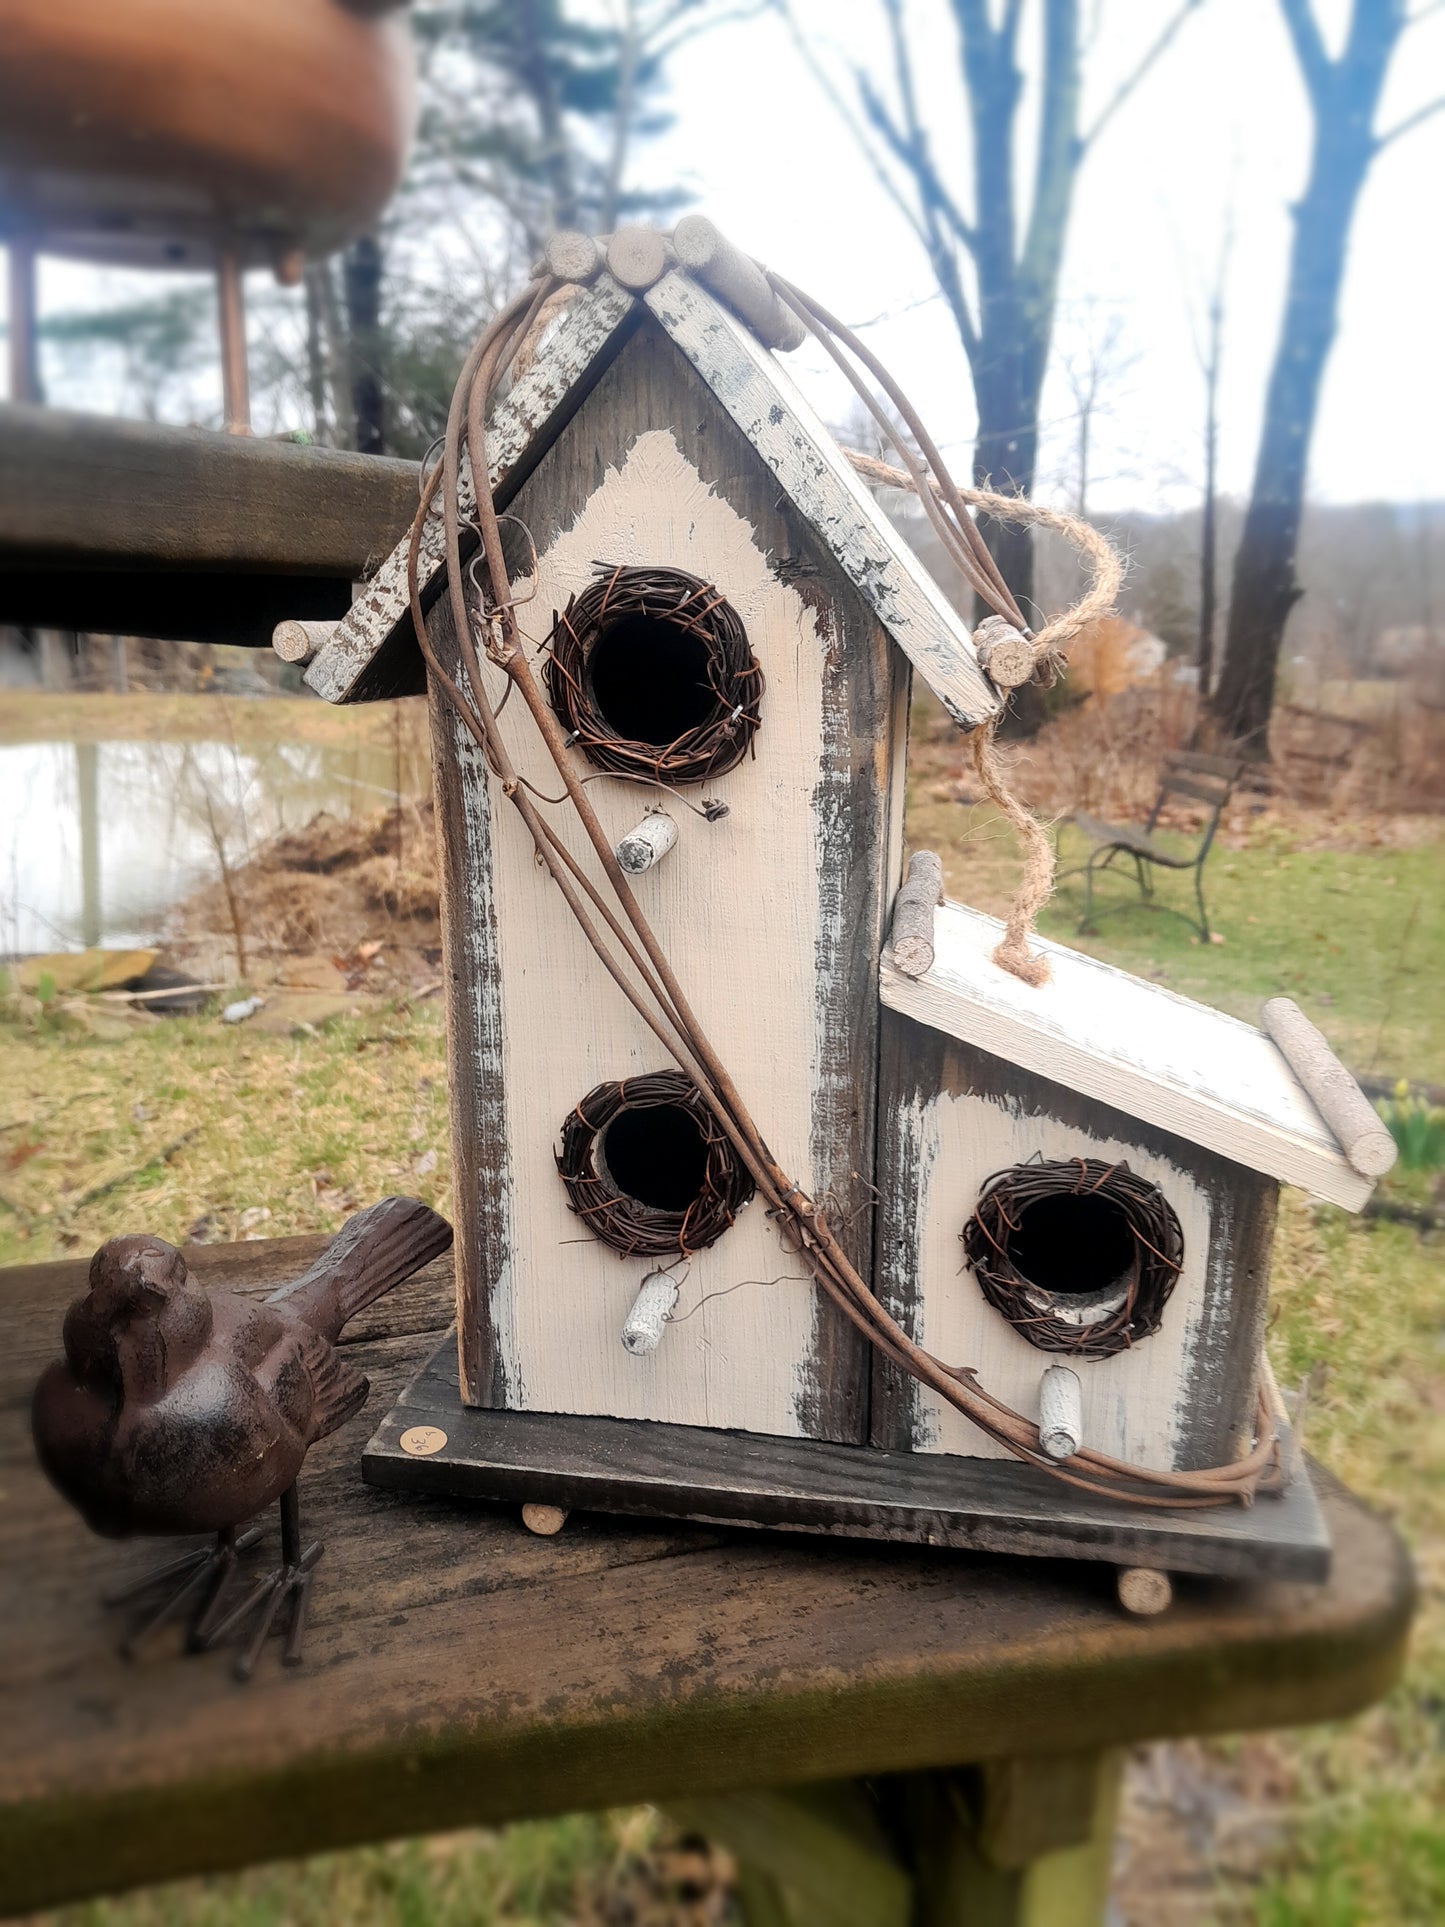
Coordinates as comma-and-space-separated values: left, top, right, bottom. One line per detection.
972, 615, 1035, 691
1038, 1365, 1082, 1462
672, 215, 806, 353
271, 619, 338, 667
541, 230, 602, 284
606, 226, 669, 291
888, 850, 944, 979
615, 810, 678, 876
622, 1272, 679, 1357
1116, 1567, 1173, 1617
1261, 998, 1397, 1179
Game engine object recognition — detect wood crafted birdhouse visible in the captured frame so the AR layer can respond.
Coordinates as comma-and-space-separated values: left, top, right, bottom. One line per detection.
298, 241, 1389, 1587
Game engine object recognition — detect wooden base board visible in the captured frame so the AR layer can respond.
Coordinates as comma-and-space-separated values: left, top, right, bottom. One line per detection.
362, 1334, 1331, 1583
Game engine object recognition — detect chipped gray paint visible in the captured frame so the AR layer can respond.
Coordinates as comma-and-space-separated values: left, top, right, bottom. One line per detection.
643, 273, 999, 728
306, 277, 636, 705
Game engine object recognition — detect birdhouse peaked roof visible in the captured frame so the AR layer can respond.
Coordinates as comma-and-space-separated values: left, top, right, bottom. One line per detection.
305, 269, 1001, 726
882, 899, 1373, 1212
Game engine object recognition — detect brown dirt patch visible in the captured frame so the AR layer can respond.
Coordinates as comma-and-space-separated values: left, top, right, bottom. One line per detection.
169, 800, 441, 993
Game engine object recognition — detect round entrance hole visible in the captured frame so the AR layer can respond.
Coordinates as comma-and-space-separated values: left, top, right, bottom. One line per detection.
1007, 1192, 1138, 1301
588, 616, 717, 747
546, 565, 763, 785
962, 1158, 1184, 1358
556, 1070, 755, 1259
599, 1102, 710, 1213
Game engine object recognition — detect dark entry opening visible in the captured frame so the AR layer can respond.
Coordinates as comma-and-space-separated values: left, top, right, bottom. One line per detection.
600, 1102, 711, 1213
588, 616, 718, 747
1009, 1193, 1137, 1298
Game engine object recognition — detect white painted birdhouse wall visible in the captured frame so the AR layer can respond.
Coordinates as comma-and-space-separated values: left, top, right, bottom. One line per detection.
872, 1016, 1277, 1473
434, 328, 908, 1442
890, 1084, 1213, 1469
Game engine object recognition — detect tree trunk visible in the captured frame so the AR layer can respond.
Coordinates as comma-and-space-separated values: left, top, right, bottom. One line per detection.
344, 235, 385, 457
971, 313, 1050, 732
1211, 1, 1402, 755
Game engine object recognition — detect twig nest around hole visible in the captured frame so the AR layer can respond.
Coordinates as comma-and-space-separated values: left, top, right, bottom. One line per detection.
545, 565, 763, 786
556, 1071, 755, 1260
962, 1157, 1184, 1359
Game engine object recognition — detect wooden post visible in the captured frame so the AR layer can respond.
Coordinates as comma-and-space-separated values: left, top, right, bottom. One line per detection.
621, 1272, 679, 1355
606, 226, 669, 291
543, 230, 602, 284
973, 615, 1036, 691
676, 1755, 1124, 1926
272, 618, 339, 667
1116, 1568, 1173, 1617
7, 233, 39, 404
217, 247, 251, 435
75, 741, 102, 949
1038, 1366, 1082, 1462
520, 1503, 568, 1536
615, 810, 678, 876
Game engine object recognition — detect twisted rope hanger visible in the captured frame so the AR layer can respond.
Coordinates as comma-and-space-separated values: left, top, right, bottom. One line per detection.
403, 251, 1278, 1511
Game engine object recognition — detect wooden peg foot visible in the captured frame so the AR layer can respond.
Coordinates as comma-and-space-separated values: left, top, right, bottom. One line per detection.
521, 1502, 569, 1537
1116, 1566, 1173, 1616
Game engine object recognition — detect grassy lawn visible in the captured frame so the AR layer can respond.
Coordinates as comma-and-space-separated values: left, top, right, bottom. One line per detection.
6, 733, 1443, 1924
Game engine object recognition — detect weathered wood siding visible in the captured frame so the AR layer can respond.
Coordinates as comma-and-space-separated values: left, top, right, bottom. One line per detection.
873, 1013, 1277, 1472
434, 317, 908, 1441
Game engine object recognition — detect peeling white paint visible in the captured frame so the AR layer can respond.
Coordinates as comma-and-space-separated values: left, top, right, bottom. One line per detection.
480, 430, 836, 1437
899, 1085, 1213, 1470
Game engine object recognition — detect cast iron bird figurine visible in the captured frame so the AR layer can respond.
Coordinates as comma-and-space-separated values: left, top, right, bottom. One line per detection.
32, 1195, 453, 1679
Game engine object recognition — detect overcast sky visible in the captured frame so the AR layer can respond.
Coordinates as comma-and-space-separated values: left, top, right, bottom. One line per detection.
8, 0, 1443, 514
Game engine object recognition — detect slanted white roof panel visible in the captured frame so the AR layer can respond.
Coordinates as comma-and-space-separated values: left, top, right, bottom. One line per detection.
880, 898, 1372, 1211
307, 276, 636, 704
644, 272, 998, 727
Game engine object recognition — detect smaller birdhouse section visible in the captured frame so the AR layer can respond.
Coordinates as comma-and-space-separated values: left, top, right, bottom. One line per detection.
871, 901, 1376, 1577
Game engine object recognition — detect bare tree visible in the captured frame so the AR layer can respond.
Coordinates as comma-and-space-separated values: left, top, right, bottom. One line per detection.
1210, 0, 1443, 754
777, 0, 1205, 623
1057, 302, 1136, 520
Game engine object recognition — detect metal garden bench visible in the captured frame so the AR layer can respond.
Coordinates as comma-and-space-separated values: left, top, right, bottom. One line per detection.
1061, 749, 1244, 942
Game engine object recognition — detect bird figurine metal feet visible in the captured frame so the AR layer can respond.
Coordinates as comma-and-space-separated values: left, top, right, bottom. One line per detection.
32, 1195, 453, 1680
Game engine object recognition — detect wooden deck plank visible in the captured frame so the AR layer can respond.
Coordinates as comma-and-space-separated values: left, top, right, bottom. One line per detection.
0, 1238, 1414, 1916
0, 403, 420, 646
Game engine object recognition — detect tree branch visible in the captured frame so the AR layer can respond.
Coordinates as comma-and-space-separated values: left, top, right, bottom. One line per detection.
1377, 93, 1445, 145
773, 0, 980, 355
1020, 0, 1081, 313
1082, 0, 1208, 150
877, 0, 977, 245
1278, 0, 1332, 96
769, 2, 932, 251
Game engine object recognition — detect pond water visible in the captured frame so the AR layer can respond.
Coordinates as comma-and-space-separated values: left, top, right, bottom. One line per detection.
0, 736, 423, 957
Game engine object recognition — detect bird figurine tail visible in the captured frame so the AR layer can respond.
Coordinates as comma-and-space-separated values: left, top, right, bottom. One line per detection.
268, 1195, 453, 1340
